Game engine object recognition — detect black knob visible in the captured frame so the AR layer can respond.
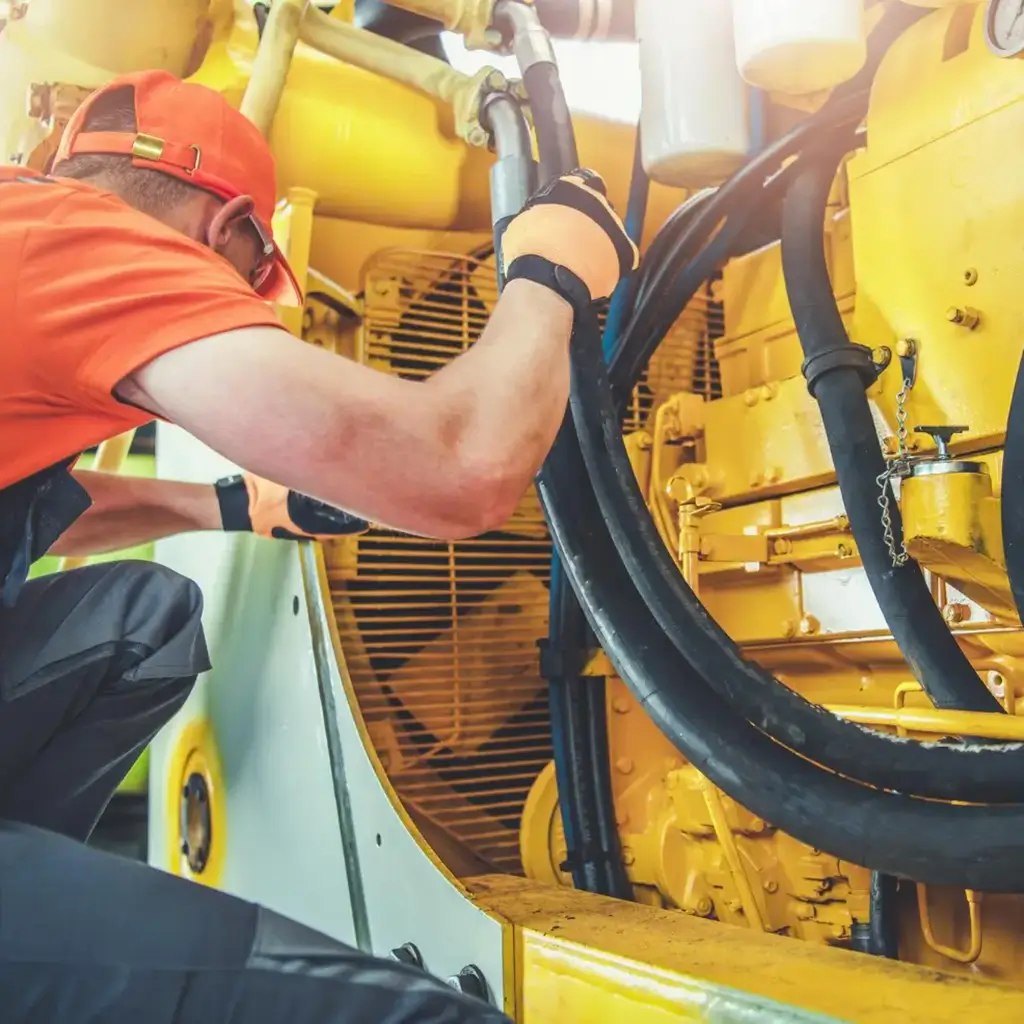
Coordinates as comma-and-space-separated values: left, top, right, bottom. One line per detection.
914, 425, 969, 460
389, 943, 424, 969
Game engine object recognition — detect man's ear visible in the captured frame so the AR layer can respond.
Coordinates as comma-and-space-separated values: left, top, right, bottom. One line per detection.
205, 195, 251, 251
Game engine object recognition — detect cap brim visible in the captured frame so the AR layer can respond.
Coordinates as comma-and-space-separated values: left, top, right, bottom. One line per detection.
259, 242, 303, 307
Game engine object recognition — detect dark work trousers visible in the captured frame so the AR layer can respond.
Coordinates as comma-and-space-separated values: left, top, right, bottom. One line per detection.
0, 561, 512, 1024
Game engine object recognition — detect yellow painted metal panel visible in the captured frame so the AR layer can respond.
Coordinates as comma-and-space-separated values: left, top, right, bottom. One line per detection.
471, 876, 1024, 1023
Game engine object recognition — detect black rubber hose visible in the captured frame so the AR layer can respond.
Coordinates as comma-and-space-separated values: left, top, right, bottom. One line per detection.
522, 62, 579, 186
520, 45, 628, 899
535, 311, 1024, 892
1002, 353, 1024, 621
781, 146, 1002, 714
546, 567, 630, 898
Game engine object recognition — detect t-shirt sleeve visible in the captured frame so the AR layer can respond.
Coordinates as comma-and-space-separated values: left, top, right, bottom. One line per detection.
17, 193, 286, 411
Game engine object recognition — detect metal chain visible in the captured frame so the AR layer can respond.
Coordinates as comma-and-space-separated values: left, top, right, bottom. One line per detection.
877, 378, 912, 567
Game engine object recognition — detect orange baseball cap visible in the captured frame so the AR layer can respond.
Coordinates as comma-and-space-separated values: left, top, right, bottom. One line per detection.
56, 69, 301, 306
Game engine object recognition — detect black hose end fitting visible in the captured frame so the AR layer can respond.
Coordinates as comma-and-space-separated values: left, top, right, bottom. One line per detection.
801, 342, 881, 399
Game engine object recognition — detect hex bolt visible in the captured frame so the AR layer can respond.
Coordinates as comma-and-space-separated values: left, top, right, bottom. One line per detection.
946, 306, 980, 330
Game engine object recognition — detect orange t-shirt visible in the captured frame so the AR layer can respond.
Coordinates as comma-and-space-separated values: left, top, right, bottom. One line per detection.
0, 167, 284, 488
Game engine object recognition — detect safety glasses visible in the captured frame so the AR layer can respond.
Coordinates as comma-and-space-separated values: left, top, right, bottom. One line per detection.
229, 196, 276, 295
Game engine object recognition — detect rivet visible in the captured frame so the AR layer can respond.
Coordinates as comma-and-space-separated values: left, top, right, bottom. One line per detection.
613, 697, 631, 714
764, 880, 779, 893
616, 757, 634, 775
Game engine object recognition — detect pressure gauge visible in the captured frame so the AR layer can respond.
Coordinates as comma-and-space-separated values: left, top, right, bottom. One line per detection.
986, 0, 1024, 58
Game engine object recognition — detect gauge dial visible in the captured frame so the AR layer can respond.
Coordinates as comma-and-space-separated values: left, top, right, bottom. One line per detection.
987, 0, 1024, 57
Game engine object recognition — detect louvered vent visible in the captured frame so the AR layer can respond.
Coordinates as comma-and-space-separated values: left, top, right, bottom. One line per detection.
324, 248, 718, 877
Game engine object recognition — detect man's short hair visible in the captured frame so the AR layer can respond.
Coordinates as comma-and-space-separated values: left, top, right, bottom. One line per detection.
51, 86, 201, 216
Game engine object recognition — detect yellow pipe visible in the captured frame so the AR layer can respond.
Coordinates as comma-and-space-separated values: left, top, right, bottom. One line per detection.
828, 704, 1024, 741
240, 0, 307, 138
699, 778, 766, 932
298, 5, 496, 145
273, 186, 319, 335
58, 430, 136, 572
917, 887, 983, 965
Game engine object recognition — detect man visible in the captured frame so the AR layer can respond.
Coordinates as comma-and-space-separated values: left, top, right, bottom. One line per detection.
0, 69, 637, 1022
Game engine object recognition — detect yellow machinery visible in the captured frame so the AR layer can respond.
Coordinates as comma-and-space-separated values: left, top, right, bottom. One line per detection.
12, 0, 1024, 1019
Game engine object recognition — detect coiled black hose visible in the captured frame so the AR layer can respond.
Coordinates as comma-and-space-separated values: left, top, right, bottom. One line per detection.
783, 145, 1001, 713
570, 258, 1024, 803
537, 309, 1024, 892
564, 132, 1024, 804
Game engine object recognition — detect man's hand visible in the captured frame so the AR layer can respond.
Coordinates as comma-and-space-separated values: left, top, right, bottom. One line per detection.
500, 169, 639, 311
216, 473, 369, 540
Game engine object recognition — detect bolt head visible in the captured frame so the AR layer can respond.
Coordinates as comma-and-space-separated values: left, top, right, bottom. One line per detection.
615, 757, 634, 775
799, 615, 820, 636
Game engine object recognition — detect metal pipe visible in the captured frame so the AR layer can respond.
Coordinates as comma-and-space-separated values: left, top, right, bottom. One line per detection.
274, 186, 318, 334
299, 5, 472, 116
917, 886, 983, 965
482, 92, 534, 228
828, 704, 1024, 742
699, 777, 766, 932
240, 0, 307, 137
493, 0, 556, 73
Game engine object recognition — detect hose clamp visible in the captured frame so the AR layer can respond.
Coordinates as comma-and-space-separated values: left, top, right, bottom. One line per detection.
801, 343, 882, 399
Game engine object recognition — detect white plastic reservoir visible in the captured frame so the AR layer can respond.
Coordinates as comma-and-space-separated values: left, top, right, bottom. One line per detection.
636, 0, 750, 188
733, 0, 867, 96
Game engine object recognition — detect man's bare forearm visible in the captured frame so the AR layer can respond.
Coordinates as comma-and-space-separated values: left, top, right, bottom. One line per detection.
425, 278, 574, 525
51, 471, 222, 556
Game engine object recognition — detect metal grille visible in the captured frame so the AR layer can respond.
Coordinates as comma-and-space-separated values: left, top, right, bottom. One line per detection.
325, 248, 716, 875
